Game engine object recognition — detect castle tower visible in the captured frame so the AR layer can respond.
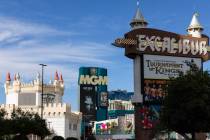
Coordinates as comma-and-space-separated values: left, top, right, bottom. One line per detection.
60, 73, 64, 84
5, 72, 11, 84
4, 72, 11, 94
187, 13, 203, 38
130, 0, 148, 30
4, 73, 22, 105
12, 73, 21, 93
59, 73, 65, 89
53, 71, 64, 103
54, 71, 59, 85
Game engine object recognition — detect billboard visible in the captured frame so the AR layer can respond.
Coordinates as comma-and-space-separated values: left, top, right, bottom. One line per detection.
143, 79, 167, 103
80, 85, 96, 122
144, 54, 202, 80
138, 105, 161, 129
79, 67, 108, 122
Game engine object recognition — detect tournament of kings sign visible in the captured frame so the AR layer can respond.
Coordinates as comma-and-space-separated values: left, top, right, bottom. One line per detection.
144, 55, 202, 79
143, 55, 202, 104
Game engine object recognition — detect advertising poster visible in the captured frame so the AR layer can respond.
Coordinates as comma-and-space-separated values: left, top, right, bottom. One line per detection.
80, 85, 96, 122
99, 91, 108, 107
144, 55, 202, 80
42, 93, 55, 104
138, 105, 161, 129
143, 79, 167, 103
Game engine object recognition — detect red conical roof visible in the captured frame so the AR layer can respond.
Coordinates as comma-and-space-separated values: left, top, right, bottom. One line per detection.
6, 72, 11, 81
60, 73, 64, 83
55, 71, 59, 80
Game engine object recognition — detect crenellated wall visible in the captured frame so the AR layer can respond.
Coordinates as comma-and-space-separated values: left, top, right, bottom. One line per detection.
4, 76, 64, 106
0, 103, 76, 117
43, 103, 70, 117
5, 81, 64, 95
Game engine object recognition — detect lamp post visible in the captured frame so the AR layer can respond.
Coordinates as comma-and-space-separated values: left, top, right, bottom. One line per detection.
39, 64, 47, 119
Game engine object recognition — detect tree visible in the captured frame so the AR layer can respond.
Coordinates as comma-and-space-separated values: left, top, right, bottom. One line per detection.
0, 108, 50, 139
160, 64, 210, 139
11, 108, 51, 138
0, 109, 13, 138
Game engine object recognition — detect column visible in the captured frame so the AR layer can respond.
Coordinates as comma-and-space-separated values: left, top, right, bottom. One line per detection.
132, 55, 143, 103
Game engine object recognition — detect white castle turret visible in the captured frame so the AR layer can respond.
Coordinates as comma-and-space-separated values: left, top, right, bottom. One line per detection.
4, 72, 11, 93
187, 13, 203, 38
35, 72, 41, 84
130, 0, 148, 30
5, 72, 11, 85
4, 71, 64, 106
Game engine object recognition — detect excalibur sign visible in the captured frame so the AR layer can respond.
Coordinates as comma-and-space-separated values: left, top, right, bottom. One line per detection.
113, 28, 210, 60
113, 1, 210, 140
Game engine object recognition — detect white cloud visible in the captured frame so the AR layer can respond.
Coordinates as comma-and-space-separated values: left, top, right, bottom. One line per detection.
0, 15, 118, 88
0, 16, 78, 46
0, 31, 13, 42
0, 16, 70, 35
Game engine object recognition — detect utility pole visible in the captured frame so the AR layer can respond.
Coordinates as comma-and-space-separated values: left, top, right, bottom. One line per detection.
39, 64, 47, 119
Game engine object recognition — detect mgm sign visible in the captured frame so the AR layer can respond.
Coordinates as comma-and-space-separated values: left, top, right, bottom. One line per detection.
113, 28, 210, 140
79, 75, 108, 85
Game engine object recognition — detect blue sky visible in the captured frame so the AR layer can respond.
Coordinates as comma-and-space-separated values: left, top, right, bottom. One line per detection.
0, 0, 210, 111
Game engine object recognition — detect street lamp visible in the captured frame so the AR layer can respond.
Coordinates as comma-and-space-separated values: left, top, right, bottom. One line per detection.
39, 64, 47, 119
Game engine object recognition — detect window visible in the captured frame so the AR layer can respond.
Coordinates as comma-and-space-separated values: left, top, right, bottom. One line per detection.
18, 93, 36, 105
73, 124, 77, 130
69, 123, 72, 130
